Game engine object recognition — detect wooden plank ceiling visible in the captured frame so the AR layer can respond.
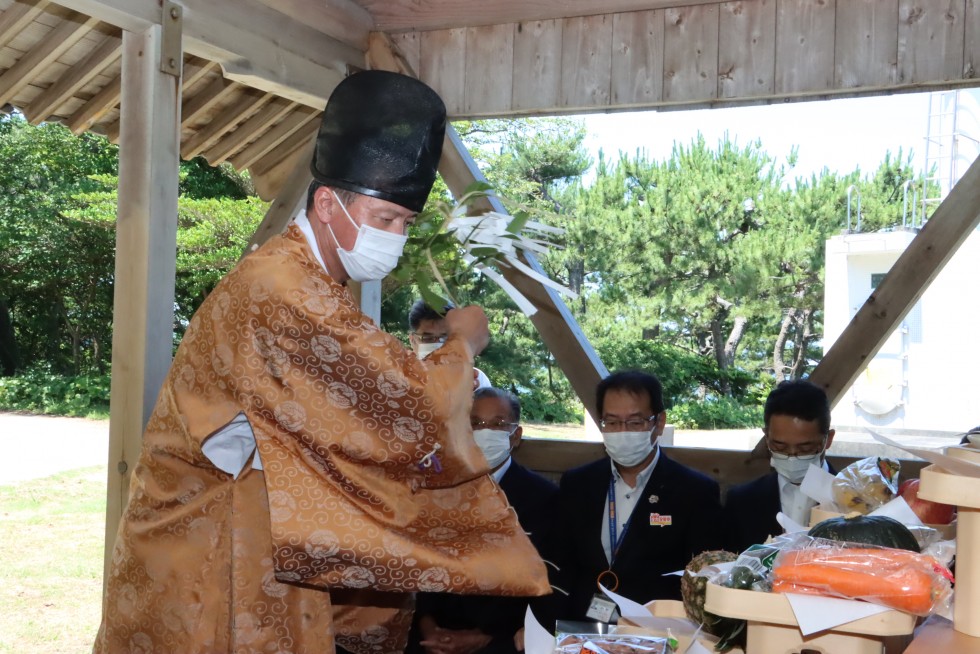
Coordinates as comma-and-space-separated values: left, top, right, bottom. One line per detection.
2, 0, 978, 202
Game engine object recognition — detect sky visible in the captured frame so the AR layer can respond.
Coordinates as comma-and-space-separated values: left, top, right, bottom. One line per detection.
576, 92, 938, 185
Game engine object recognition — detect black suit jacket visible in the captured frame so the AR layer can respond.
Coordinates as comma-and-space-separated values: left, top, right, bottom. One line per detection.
723, 464, 837, 554
408, 461, 559, 654
546, 452, 723, 623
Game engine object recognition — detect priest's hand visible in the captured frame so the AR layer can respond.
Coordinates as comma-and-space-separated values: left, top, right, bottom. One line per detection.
445, 305, 490, 356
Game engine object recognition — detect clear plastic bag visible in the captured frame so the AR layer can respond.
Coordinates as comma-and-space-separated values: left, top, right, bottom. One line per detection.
831, 456, 901, 514
554, 622, 676, 654
770, 536, 954, 616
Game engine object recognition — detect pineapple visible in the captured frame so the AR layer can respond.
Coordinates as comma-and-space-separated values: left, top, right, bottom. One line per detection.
681, 549, 746, 652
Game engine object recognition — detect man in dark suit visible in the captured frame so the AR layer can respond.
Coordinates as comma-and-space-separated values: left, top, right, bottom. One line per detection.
723, 379, 836, 554
545, 370, 723, 624
409, 387, 558, 654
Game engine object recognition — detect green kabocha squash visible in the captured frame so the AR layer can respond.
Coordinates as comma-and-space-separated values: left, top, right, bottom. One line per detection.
808, 514, 920, 552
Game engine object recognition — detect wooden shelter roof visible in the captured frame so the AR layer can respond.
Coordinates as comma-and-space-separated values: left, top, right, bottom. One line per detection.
2, 0, 978, 201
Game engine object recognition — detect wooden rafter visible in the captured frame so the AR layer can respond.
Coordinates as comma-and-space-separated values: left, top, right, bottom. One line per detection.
180, 75, 238, 126
250, 119, 317, 178
53, 0, 358, 107
202, 96, 295, 165
229, 106, 317, 171
180, 90, 272, 160
0, 11, 100, 106
66, 72, 119, 133
25, 29, 121, 124
179, 58, 217, 93
105, 63, 232, 143
0, 0, 50, 52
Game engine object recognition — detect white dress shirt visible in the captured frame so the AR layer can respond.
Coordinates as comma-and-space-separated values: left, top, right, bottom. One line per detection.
600, 449, 661, 564
777, 459, 830, 526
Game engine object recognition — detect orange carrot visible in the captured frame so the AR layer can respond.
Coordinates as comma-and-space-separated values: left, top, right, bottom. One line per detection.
772, 548, 948, 615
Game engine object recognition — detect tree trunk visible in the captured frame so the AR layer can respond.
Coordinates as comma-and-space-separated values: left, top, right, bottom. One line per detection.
0, 299, 18, 376
723, 315, 748, 368
789, 309, 813, 379
772, 309, 796, 383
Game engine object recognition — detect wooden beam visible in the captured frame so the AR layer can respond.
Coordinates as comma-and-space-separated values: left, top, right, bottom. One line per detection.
253, 0, 372, 50
180, 90, 272, 159
361, 0, 718, 32
202, 96, 294, 164
810, 155, 980, 407
229, 106, 317, 170
25, 30, 121, 124
66, 73, 120, 133
242, 137, 314, 254
0, 12, 100, 106
0, 0, 51, 52
105, 22, 182, 578
51, 0, 358, 107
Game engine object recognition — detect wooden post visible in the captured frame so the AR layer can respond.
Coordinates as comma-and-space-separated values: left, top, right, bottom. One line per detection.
809, 154, 980, 407
104, 14, 182, 578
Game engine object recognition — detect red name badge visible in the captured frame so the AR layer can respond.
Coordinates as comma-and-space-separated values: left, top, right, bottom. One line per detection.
649, 513, 672, 527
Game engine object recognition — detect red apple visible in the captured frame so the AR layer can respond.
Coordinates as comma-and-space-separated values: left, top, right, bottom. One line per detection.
899, 479, 956, 525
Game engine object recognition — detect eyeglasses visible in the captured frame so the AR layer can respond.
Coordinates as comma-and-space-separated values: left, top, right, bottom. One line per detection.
766, 437, 827, 457
599, 415, 658, 432
413, 332, 448, 344
470, 419, 518, 431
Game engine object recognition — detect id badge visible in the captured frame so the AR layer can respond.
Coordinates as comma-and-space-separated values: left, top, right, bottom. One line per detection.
585, 594, 617, 623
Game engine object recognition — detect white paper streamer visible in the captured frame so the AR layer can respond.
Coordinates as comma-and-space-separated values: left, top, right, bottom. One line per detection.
446, 210, 578, 316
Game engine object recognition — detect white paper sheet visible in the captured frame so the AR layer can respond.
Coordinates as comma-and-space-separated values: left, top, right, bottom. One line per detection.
800, 465, 836, 505
868, 429, 980, 478
784, 593, 890, 636
523, 605, 554, 654
868, 495, 925, 525
776, 511, 808, 534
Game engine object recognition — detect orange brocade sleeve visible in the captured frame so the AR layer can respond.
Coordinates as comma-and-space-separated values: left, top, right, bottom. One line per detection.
206, 226, 550, 598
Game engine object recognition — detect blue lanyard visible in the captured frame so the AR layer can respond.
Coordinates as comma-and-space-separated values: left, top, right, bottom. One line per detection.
607, 477, 631, 564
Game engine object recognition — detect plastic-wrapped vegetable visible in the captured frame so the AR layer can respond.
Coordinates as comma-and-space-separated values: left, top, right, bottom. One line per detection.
771, 539, 954, 616
831, 456, 900, 514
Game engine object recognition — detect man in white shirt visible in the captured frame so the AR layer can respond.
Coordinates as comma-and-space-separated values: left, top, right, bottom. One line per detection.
723, 380, 836, 553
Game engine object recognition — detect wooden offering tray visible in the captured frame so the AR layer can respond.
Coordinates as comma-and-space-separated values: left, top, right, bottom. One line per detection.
704, 582, 915, 654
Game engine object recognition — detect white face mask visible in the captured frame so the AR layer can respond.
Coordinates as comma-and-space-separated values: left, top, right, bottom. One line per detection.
472, 428, 514, 469
770, 452, 821, 484
327, 191, 408, 282
415, 341, 443, 359
602, 430, 656, 468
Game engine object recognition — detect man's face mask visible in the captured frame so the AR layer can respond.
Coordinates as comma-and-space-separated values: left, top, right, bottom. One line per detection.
327, 191, 408, 282
770, 450, 823, 484
602, 429, 656, 468
472, 427, 515, 468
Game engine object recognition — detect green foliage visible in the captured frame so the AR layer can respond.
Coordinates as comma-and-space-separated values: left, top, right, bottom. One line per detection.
0, 366, 110, 418
669, 397, 764, 430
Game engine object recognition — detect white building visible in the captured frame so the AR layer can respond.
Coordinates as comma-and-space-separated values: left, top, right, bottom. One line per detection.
823, 90, 980, 434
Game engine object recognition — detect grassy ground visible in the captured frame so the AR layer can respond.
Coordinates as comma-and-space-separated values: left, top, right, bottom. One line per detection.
0, 466, 105, 654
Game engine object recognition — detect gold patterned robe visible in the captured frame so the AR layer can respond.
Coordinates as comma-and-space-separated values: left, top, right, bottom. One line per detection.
94, 225, 550, 653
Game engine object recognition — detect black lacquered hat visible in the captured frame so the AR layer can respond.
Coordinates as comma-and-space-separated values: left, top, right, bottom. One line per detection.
310, 70, 447, 213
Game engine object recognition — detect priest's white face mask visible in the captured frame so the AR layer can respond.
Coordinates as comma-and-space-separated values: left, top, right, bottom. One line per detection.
328, 191, 408, 282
